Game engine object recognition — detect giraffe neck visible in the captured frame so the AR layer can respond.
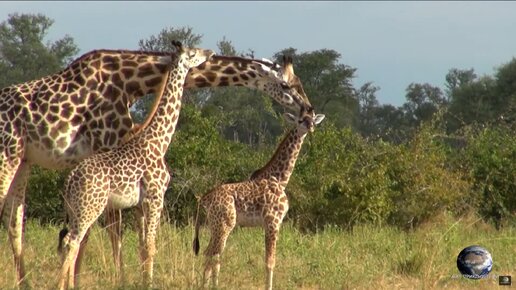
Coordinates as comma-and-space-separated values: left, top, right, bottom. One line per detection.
184, 55, 269, 88
183, 55, 299, 110
251, 128, 307, 188
136, 56, 187, 156
127, 55, 304, 141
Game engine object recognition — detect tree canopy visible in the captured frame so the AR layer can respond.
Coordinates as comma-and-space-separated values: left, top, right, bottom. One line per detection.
0, 13, 78, 88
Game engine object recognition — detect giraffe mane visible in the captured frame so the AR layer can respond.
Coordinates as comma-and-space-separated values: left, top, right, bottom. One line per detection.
67, 49, 174, 67
250, 125, 296, 179
209, 55, 281, 73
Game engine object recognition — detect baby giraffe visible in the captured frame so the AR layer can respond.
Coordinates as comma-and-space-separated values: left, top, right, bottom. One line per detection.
193, 112, 325, 290
57, 42, 214, 290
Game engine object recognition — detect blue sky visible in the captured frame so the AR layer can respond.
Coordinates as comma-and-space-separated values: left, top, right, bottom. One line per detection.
1, 1, 516, 106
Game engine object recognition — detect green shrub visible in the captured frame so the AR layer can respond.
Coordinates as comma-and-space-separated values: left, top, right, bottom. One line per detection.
385, 122, 470, 229
287, 117, 470, 231
287, 123, 395, 231
463, 125, 516, 228
25, 166, 68, 223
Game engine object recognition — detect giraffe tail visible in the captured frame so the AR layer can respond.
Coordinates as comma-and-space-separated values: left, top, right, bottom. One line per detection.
57, 206, 69, 254
193, 195, 202, 256
57, 227, 69, 254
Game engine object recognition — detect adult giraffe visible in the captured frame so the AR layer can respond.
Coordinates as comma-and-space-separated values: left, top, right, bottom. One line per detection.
0, 46, 312, 286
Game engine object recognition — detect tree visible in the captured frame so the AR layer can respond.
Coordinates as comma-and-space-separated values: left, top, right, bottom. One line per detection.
445, 68, 477, 98
444, 62, 516, 132
0, 13, 78, 88
447, 76, 496, 130
138, 26, 202, 51
356, 82, 380, 136
493, 58, 516, 124
217, 36, 237, 56
372, 104, 410, 143
403, 82, 446, 125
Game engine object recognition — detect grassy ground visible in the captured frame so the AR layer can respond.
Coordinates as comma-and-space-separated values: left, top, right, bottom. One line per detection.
0, 213, 514, 289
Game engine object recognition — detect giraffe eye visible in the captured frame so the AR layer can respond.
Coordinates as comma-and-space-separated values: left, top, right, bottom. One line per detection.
280, 82, 290, 90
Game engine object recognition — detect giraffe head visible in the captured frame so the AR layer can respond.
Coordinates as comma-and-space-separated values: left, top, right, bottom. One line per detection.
280, 55, 311, 107
250, 57, 314, 119
280, 56, 315, 122
172, 40, 215, 70
283, 112, 325, 134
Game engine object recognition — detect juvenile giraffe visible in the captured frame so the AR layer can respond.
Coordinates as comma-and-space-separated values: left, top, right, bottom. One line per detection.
0, 46, 312, 286
193, 112, 325, 290
57, 41, 214, 290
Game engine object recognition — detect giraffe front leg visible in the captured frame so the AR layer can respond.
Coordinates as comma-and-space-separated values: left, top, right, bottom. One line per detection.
134, 206, 148, 270
140, 199, 164, 287
137, 164, 170, 287
2, 162, 31, 287
105, 208, 124, 282
139, 176, 168, 287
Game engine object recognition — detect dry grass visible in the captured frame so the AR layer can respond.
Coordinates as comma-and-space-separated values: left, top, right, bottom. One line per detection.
0, 212, 514, 289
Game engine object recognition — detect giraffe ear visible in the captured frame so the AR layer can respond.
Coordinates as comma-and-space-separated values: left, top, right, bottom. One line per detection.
283, 112, 297, 124
253, 61, 272, 74
282, 55, 293, 65
171, 40, 183, 53
314, 114, 326, 125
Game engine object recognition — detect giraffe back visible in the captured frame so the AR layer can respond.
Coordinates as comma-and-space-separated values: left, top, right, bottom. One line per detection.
0, 49, 175, 169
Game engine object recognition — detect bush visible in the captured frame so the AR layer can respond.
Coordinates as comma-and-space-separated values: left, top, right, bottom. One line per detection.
287, 123, 395, 231
463, 125, 516, 228
385, 121, 470, 229
25, 166, 68, 223
287, 117, 470, 231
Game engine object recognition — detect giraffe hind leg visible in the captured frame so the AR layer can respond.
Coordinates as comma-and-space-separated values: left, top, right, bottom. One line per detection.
0, 131, 25, 285
0, 132, 24, 213
58, 237, 80, 290
59, 211, 105, 289
204, 204, 236, 287
105, 208, 124, 283
73, 228, 91, 288
59, 170, 110, 289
